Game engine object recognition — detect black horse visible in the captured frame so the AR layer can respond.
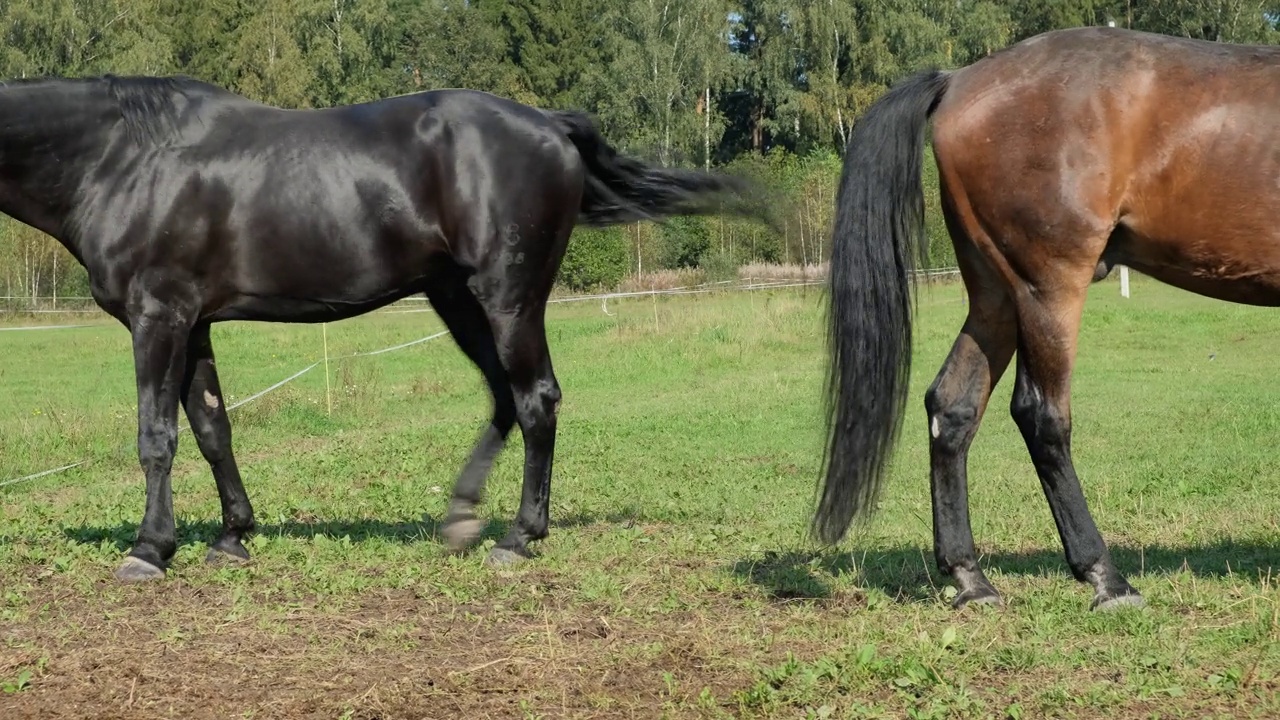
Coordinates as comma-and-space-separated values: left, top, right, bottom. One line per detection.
0, 74, 768, 581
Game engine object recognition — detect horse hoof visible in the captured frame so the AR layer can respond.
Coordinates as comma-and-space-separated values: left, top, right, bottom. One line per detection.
442, 518, 484, 553
115, 557, 165, 582
205, 543, 250, 565
484, 547, 528, 569
952, 587, 1003, 610
1093, 592, 1145, 612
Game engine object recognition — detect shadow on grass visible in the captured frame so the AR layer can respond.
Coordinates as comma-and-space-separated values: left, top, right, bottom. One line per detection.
731, 540, 1278, 603
59, 510, 636, 554
730, 549, 939, 605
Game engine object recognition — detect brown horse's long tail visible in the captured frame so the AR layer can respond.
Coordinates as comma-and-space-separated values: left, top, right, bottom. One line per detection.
544, 109, 776, 230
814, 70, 951, 545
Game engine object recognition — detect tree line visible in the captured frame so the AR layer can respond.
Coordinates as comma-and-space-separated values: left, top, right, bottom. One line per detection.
2, 0, 1278, 301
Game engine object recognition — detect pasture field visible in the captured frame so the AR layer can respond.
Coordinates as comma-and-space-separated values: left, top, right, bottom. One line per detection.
1, 276, 1277, 719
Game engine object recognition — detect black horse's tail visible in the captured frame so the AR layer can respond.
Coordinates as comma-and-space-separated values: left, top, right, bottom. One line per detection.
545, 109, 768, 227
814, 69, 951, 545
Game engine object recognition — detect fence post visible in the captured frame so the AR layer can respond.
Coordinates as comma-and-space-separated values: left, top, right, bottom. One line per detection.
322, 323, 333, 415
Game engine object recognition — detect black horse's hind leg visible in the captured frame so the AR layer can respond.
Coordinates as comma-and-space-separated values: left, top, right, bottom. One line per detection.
1009, 287, 1144, 611
115, 286, 199, 581
181, 323, 255, 564
482, 303, 561, 567
925, 300, 1017, 608
452, 222, 567, 568
427, 280, 517, 553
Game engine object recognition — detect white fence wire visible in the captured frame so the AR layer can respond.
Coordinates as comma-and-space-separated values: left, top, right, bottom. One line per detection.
0, 330, 452, 489
0, 268, 968, 316
1, 272, 965, 489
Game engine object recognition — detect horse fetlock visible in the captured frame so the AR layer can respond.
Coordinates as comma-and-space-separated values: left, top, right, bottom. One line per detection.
946, 565, 1002, 609
446, 498, 478, 520
1084, 564, 1141, 611
206, 535, 251, 564
131, 531, 178, 566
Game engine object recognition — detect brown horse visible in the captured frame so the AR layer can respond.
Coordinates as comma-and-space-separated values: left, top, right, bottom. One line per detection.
815, 26, 1279, 611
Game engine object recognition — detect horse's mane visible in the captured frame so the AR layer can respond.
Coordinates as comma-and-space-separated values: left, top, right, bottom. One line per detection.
103, 75, 238, 144
0, 74, 235, 145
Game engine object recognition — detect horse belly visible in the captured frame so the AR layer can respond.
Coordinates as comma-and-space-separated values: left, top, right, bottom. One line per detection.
212, 170, 447, 321
1113, 216, 1280, 306
1117, 79, 1280, 304
222, 245, 442, 321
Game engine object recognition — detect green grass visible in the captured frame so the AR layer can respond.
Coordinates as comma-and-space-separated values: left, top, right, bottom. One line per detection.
1, 275, 1277, 719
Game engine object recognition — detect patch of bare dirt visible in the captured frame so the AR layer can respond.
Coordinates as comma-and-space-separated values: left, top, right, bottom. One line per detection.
2, 570, 1272, 719
0, 579, 773, 720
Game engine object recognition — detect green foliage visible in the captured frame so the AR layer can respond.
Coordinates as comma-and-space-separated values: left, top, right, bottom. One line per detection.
921, 144, 957, 269
597, 0, 734, 166
477, 0, 611, 109
302, 0, 402, 106
1, 0, 1277, 294
659, 216, 713, 269
398, 0, 527, 101
700, 249, 739, 282
557, 227, 629, 292
2, 669, 32, 694
233, 0, 314, 108
0, 0, 1274, 139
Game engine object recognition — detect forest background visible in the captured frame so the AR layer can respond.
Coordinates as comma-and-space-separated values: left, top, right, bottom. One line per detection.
2, 0, 1277, 301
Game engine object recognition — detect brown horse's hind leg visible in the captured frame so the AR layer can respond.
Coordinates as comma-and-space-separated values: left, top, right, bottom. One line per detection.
925, 215, 1018, 608
1008, 274, 1144, 610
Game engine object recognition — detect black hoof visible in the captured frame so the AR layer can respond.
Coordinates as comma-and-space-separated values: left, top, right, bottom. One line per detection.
442, 517, 484, 554
115, 556, 166, 582
1092, 591, 1145, 611
485, 546, 531, 569
205, 539, 251, 565
951, 586, 1003, 610
441, 499, 484, 554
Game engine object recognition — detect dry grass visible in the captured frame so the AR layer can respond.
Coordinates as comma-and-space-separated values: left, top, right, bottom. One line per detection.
614, 268, 709, 293
608, 263, 831, 296
736, 262, 829, 283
